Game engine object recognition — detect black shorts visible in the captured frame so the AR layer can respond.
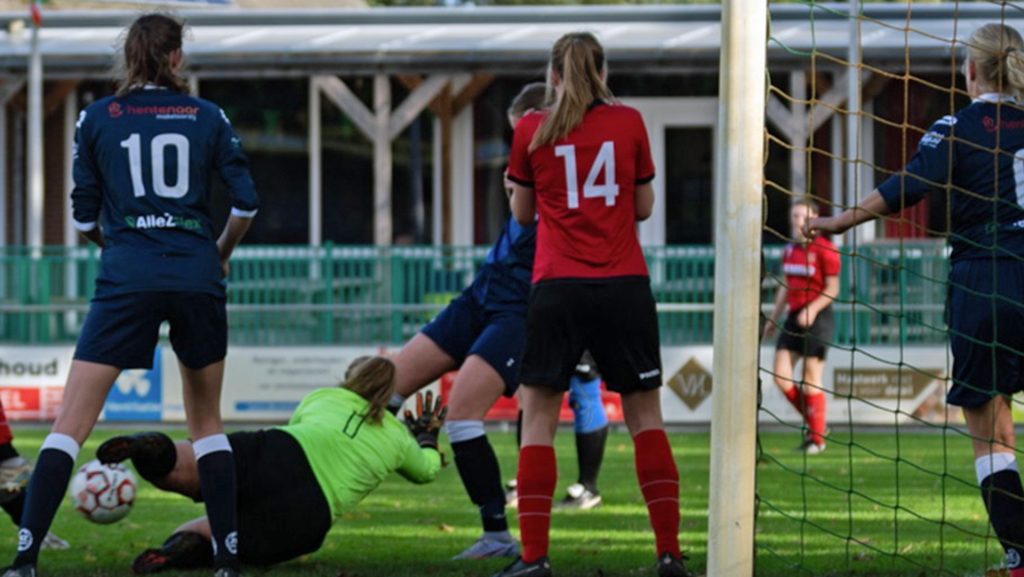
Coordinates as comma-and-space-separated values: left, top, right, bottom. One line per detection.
776, 306, 834, 360
946, 259, 1024, 408
74, 291, 227, 370
518, 278, 662, 393
217, 430, 332, 566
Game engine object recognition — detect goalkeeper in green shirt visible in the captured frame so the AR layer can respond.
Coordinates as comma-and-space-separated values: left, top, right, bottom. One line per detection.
94, 356, 446, 574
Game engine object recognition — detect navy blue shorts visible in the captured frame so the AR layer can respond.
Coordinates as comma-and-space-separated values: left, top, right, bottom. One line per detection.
420, 290, 526, 396
74, 291, 227, 370
947, 259, 1024, 408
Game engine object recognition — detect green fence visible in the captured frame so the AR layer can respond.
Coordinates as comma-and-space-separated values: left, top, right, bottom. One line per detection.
0, 242, 948, 346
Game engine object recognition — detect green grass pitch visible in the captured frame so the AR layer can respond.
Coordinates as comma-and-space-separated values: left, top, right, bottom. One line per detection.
0, 428, 1001, 576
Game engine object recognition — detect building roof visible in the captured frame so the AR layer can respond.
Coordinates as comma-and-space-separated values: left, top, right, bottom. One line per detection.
0, 3, 1017, 77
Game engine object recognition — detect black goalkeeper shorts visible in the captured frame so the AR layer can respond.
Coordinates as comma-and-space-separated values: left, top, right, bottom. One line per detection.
215, 430, 333, 566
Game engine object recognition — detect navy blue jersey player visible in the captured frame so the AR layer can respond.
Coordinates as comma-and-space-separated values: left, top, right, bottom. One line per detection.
3, 15, 257, 577
807, 23, 1024, 577
388, 188, 536, 560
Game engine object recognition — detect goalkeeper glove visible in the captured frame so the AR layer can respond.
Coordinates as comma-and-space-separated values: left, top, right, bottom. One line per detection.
404, 390, 448, 450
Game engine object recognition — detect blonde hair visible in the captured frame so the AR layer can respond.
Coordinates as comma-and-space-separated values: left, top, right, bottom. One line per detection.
965, 23, 1024, 100
340, 356, 396, 425
530, 32, 615, 151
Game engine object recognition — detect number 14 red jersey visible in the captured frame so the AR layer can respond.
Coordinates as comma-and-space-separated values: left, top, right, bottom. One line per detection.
508, 103, 655, 283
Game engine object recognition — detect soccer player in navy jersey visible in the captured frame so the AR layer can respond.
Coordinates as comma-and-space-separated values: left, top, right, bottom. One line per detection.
386, 84, 545, 561
501, 32, 691, 577
2, 14, 258, 577
806, 23, 1024, 577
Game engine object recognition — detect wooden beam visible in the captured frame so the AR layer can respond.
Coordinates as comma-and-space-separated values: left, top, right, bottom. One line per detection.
765, 94, 795, 141
452, 74, 495, 116
396, 75, 423, 92
770, 70, 883, 143
374, 74, 392, 246
437, 85, 453, 245
807, 72, 851, 134
317, 75, 376, 141
0, 78, 24, 106
389, 75, 449, 141
43, 81, 78, 118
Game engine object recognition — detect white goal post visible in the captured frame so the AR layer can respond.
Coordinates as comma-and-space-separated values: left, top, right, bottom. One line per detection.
707, 0, 768, 576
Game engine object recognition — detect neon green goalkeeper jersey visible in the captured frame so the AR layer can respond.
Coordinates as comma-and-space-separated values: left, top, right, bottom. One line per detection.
278, 387, 441, 517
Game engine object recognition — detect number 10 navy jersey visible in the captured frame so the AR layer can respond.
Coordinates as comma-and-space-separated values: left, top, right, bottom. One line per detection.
878, 93, 1024, 261
71, 87, 259, 297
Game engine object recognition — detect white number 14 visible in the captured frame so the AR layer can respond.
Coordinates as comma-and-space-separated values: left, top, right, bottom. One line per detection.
555, 141, 619, 209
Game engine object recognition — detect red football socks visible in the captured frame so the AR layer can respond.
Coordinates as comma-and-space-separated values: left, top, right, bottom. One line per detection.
516, 445, 557, 563
804, 393, 827, 446
783, 386, 805, 418
634, 429, 681, 558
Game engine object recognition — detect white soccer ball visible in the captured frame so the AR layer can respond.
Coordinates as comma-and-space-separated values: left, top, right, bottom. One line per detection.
69, 460, 136, 525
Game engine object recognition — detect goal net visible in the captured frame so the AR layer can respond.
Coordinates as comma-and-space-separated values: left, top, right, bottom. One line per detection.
757, 1, 1024, 575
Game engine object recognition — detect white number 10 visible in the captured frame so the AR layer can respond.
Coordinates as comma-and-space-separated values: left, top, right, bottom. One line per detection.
555, 141, 619, 209
120, 132, 190, 199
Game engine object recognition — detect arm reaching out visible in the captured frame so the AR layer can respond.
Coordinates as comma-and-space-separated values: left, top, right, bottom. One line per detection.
804, 190, 892, 238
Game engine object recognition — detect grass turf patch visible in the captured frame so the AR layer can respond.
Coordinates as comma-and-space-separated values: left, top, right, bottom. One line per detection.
0, 428, 1002, 576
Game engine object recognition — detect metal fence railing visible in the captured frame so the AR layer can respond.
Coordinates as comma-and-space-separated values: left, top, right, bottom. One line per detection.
0, 242, 949, 346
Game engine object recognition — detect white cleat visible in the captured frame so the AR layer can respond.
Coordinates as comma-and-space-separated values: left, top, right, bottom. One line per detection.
453, 536, 520, 560
555, 483, 602, 510
41, 532, 69, 551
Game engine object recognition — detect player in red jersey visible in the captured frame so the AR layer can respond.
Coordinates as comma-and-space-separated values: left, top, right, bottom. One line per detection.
497, 32, 692, 577
0, 404, 67, 551
763, 198, 840, 455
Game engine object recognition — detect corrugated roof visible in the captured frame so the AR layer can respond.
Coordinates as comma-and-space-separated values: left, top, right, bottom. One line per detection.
0, 3, 1017, 77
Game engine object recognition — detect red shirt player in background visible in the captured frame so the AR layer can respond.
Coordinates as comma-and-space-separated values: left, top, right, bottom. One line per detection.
764, 198, 840, 455
500, 32, 692, 577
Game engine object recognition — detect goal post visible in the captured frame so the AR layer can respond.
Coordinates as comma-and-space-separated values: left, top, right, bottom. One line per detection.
707, 0, 768, 576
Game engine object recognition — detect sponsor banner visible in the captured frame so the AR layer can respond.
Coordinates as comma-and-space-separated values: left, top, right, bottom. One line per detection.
659, 346, 949, 424
162, 346, 381, 422
103, 348, 163, 422
0, 344, 952, 425
0, 347, 72, 421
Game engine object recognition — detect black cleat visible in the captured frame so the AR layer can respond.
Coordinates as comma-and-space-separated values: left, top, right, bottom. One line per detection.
132, 531, 213, 575
0, 566, 36, 577
97, 432, 173, 465
489, 556, 552, 577
656, 553, 695, 577
213, 569, 241, 577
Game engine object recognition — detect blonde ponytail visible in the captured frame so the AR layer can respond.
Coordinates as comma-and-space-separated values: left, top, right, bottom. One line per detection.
1006, 48, 1024, 100
530, 32, 615, 151
966, 23, 1024, 100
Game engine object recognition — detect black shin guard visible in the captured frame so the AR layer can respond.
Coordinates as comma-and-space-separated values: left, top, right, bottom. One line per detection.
14, 447, 75, 567
194, 438, 239, 571
575, 426, 608, 494
132, 433, 178, 483
981, 470, 1024, 566
452, 435, 508, 533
